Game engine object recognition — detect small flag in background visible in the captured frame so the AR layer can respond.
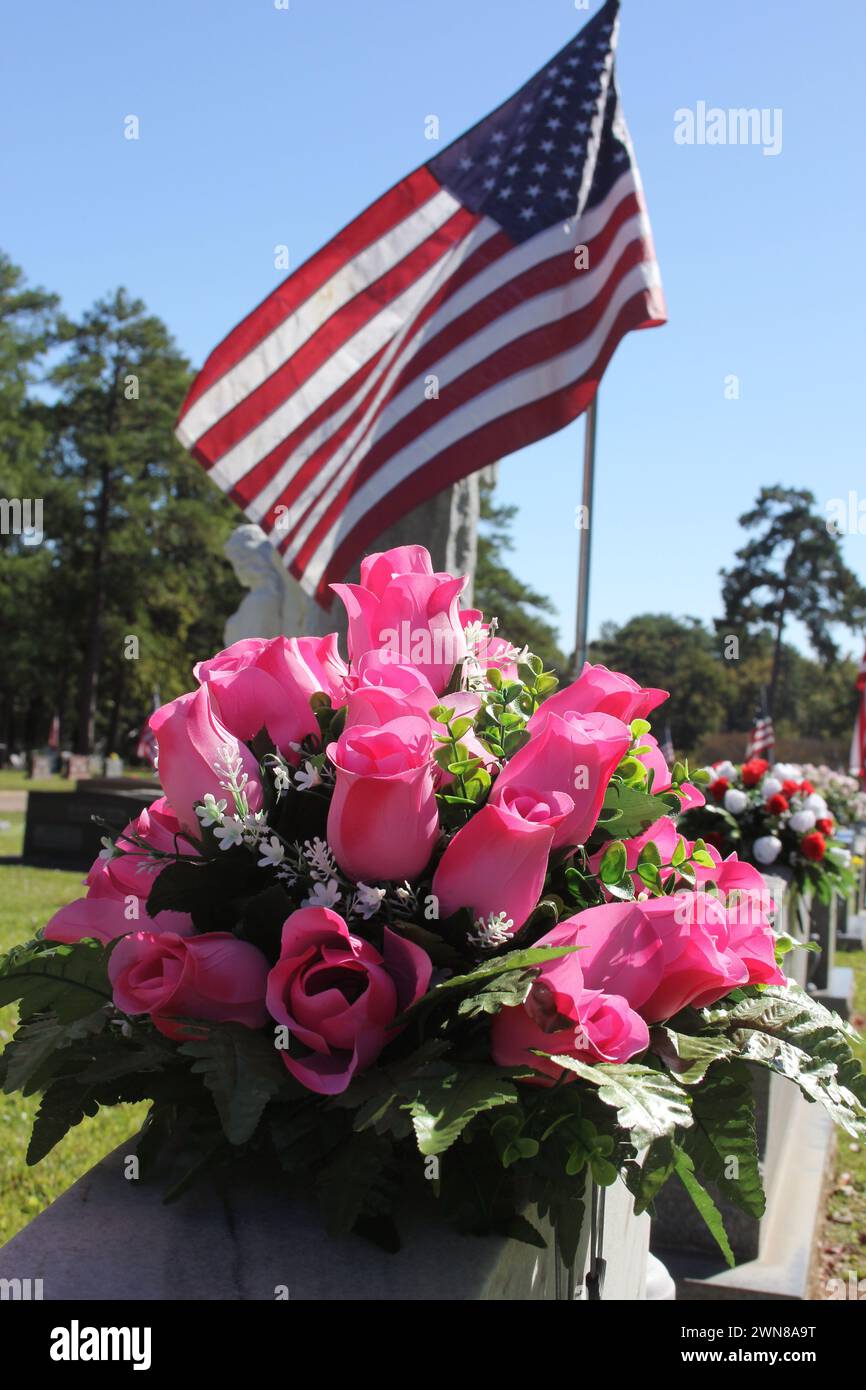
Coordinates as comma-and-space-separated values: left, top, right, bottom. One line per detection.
849, 649, 866, 783
746, 693, 775, 760
176, 0, 665, 604
47, 713, 60, 750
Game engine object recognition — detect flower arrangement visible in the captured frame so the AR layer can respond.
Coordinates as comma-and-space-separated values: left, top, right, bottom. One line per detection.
1, 546, 864, 1271
679, 758, 857, 904
798, 764, 866, 831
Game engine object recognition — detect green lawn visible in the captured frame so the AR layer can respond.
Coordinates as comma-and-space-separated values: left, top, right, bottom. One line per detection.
0, 770, 74, 793
0, 818, 147, 1246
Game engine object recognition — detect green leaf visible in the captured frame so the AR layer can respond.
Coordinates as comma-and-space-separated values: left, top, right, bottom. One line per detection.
672, 1144, 735, 1268
456, 970, 535, 1017
599, 840, 627, 885
681, 1064, 765, 1219
406, 1068, 520, 1155
0, 939, 112, 1022
179, 1025, 292, 1145
729, 1029, 866, 1137
316, 1131, 397, 1238
394, 944, 581, 1025
26, 1077, 101, 1165
1, 1010, 107, 1096
623, 1136, 676, 1214
543, 1057, 693, 1149
650, 1028, 736, 1085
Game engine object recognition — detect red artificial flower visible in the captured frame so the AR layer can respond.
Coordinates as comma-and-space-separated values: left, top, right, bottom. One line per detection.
766, 793, 789, 815
800, 831, 826, 862
741, 759, 769, 787
781, 779, 800, 797
709, 778, 729, 802
816, 817, 834, 836
799, 780, 814, 795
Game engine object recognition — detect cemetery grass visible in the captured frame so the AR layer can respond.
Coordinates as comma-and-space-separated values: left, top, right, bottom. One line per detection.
0, 822, 148, 1244
813, 946, 866, 1296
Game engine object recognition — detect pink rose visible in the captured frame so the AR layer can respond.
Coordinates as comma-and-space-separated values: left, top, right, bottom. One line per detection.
631, 894, 749, 1022
431, 797, 564, 933
266, 907, 432, 1094
491, 709, 631, 851
491, 910, 663, 1082
326, 715, 438, 882
528, 663, 668, 729
332, 544, 467, 693
725, 895, 786, 987
109, 930, 270, 1039
46, 797, 196, 945
149, 684, 262, 834
195, 633, 348, 758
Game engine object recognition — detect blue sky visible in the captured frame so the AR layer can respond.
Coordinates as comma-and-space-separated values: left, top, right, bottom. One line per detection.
2, 0, 865, 656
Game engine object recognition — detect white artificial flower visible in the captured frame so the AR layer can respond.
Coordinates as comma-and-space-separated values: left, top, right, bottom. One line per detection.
789, 809, 816, 834
303, 878, 341, 909
716, 760, 738, 781
771, 762, 799, 782
213, 817, 245, 850
272, 763, 291, 795
98, 836, 115, 861
469, 911, 515, 949
257, 835, 286, 869
195, 792, 227, 826
352, 883, 387, 920
295, 760, 321, 792
804, 793, 828, 815
724, 788, 749, 815
753, 834, 782, 865
761, 777, 783, 799
303, 837, 337, 881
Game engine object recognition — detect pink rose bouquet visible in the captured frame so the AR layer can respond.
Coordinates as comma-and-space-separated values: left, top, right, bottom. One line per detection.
2, 543, 863, 1274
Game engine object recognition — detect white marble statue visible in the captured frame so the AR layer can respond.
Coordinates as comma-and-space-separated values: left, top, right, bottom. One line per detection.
223, 524, 308, 645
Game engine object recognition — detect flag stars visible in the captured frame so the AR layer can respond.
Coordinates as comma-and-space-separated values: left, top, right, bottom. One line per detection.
458, 155, 474, 171
533, 161, 549, 176
490, 130, 507, 144
556, 187, 572, 201
540, 139, 555, 153
519, 206, 536, 221
559, 75, 574, 88
546, 116, 562, 131
563, 163, 578, 179
483, 177, 496, 190
486, 152, 502, 167
526, 183, 541, 198
581, 100, 596, 113
521, 100, 534, 114
552, 95, 567, 109
498, 185, 513, 200
506, 163, 519, 176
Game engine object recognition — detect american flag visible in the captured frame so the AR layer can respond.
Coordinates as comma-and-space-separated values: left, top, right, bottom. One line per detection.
849, 649, 866, 782
175, 0, 665, 604
746, 695, 775, 760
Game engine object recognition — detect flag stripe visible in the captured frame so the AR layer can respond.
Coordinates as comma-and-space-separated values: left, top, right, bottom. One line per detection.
299, 268, 662, 593
240, 171, 642, 531
307, 286, 659, 599
282, 231, 654, 573
177, 169, 453, 447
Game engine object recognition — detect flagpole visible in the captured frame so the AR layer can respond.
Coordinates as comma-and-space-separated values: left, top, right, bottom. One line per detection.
573, 395, 598, 675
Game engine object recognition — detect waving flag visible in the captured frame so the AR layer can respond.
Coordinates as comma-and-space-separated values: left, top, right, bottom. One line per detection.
746, 693, 775, 760
176, 0, 664, 603
849, 649, 866, 782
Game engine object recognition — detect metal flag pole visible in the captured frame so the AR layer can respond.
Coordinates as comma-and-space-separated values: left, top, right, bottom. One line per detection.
573, 395, 599, 675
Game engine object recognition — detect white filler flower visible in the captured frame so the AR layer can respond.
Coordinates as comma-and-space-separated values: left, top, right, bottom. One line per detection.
724, 788, 749, 815
788, 809, 816, 834
753, 834, 782, 865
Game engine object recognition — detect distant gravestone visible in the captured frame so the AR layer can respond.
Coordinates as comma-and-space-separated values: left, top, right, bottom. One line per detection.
23, 787, 162, 871
29, 753, 53, 780
105, 754, 124, 779
66, 754, 91, 782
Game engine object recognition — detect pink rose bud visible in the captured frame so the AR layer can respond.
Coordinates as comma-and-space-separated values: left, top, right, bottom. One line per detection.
326, 715, 438, 882
431, 800, 559, 935
332, 544, 467, 693
149, 684, 262, 834
266, 907, 432, 1094
195, 634, 348, 759
527, 662, 668, 728
492, 709, 631, 851
109, 930, 270, 1039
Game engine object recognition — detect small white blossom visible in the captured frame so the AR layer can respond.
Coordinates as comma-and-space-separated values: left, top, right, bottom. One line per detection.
303, 878, 341, 909
469, 911, 514, 949
98, 836, 115, 861
352, 882, 387, 920
213, 816, 245, 851
295, 760, 322, 792
394, 884, 414, 903
273, 763, 291, 795
303, 837, 338, 881
258, 835, 286, 869
195, 793, 228, 827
